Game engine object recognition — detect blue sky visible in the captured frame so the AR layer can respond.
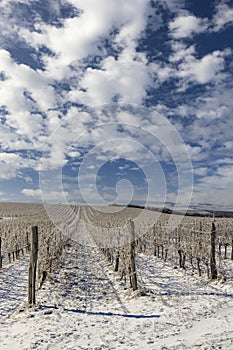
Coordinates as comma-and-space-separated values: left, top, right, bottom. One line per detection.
0, 0, 233, 211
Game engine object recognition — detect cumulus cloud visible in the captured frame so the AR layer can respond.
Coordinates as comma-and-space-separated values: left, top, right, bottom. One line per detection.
192, 164, 233, 207
0, 162, 17, 180
212, 1, 233, 32
0, 49, 57, 107
70, 50, 152, 105
22, 188, 69, 202
0, 152, 40, 182
0, 0, 154, 160
169, 42, 196, 62
154, 41, 231, 94
169, 13, 209, 39
167, 41, 231, 86
168, 84, 233, 171
177, 50, 227, 84
169, 3, 233, 39
21, 188, 41, 198
21, 0, 151, 76
0, 152, 38, 169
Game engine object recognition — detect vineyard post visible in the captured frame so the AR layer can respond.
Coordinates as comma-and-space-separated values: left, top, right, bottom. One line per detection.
0, 237, 2, 268
231, 237, 233, 261
28, 226, 38, 305
26, 232, 29, 252
129, 220, 138, 291
210, 222, 217, 280
114, 231, 120, 272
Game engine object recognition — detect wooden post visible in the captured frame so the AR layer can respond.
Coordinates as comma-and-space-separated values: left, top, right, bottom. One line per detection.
114, 251, 120, 272
231, 238, 233, 261
224, 244, 228, 259
178, 249, 183, 268
26, 232, 30, 252
129, 220, 138, 291
28, 226, 38, 305
210, 222, 217, 280
197, 258, 201, 276
0, 237, 2, 268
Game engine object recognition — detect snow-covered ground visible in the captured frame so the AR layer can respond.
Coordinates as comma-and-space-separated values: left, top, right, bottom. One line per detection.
0, 243, 233, 350
0, 256, 29, 318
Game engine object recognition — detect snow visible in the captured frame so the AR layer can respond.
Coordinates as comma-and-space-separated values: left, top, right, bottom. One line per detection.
0, 256, 29, 318
0, 244, 233, 349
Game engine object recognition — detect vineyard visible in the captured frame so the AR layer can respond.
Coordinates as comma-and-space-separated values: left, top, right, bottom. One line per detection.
1, 203, 233, 349
0, 203, 67, 290
82, 206, 233, 287
1, 203, 233, 296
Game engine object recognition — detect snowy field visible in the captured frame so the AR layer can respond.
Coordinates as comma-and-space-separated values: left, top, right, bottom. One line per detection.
1, 243, 233, 350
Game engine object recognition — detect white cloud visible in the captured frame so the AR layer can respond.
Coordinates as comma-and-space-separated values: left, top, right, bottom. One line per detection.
194, 167, 208, 176
151, 62, 174, 83
70, 50, 152, 105
169, 42, 196, 62
20, 0, 151, 77
21, 189, 41, 198
0, 49, 58, 110
0, 152, 38, 174
0, 0, 154, 167
0, 0, 34, 46
168, 2, 233, 39
162, 0, 185, 13
213, 1, 233, 31
0, 49, 59, 140
177, 88, 233, 147
156, 42, 231, 89
176, 49, 229, 84
22, 188, 68, 202
169, 13, 209, 39
193, 165, 233, 207
0, 162, 17, 180
0, 153, 25, 163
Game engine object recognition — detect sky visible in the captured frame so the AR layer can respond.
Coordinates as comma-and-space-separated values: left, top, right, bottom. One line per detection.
0, 0, 233, 211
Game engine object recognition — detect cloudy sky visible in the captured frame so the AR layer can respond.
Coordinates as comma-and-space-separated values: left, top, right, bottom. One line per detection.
0, 0, 233, 211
